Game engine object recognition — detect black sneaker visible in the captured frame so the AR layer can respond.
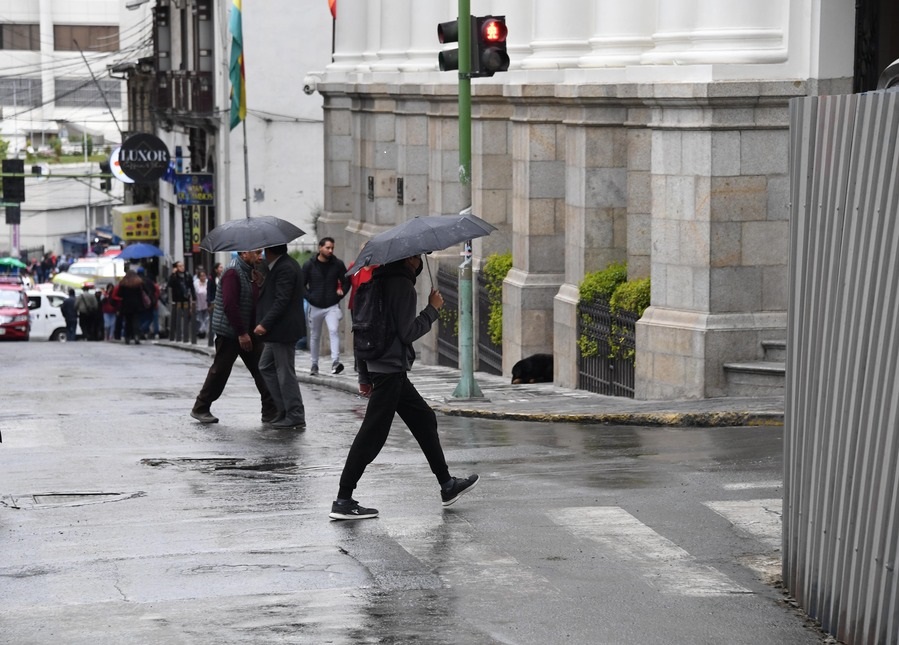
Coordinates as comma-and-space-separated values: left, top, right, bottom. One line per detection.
310, 364, 319, 376
441, 474, 479, 507
332, 362, 344, 375
329, 499, 378, 521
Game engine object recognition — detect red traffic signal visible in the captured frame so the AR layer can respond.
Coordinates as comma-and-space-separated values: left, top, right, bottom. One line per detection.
474, 15, 509, 77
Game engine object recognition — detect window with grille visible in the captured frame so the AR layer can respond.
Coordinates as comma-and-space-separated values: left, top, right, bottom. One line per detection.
53, 25, 119, 52
55, 78, 122, 108
0, 78, 43, 106
0, 24, 40, 51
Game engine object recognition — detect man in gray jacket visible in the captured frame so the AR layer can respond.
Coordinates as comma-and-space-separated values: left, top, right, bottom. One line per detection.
329, 254, 479, 520
254, 244, 307, 430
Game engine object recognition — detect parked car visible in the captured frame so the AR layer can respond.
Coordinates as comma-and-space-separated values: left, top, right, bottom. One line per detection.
0, 278, 31, 340
26, 289, 81, 341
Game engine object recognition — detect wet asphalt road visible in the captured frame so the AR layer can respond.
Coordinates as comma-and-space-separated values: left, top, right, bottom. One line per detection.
0, 342, 829, 644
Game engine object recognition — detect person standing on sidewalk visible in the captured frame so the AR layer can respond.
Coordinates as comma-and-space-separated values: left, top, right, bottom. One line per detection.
253, 244, 307, 430
167, 260, 196, 339
75, 284, 99, 341
329, 254, 479, 521
190, 250, 278, 425
302, 237, 350, 376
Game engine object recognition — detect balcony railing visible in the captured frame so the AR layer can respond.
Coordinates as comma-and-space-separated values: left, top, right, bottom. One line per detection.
156, 70, 213, 116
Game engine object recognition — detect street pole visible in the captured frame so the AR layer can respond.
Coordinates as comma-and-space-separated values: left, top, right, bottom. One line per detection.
451, 0, 484, 400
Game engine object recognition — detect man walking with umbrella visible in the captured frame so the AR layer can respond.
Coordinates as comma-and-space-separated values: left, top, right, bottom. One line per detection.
329, 254, 479, 520
190, 249, 278, 425
253, 244, 307, 430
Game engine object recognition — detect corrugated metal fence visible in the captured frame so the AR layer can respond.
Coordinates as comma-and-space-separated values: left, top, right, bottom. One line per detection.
786, 90, 899, 645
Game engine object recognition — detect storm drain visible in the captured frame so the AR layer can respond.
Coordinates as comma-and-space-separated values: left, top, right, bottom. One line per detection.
1, 491, 145, 510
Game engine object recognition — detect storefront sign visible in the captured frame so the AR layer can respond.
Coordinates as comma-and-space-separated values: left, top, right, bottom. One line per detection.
115, 207, 159, 241
175, 173, 214, 206
118, 133, 171, 183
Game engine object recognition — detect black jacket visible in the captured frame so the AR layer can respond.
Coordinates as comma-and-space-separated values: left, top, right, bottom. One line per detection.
365, 260, 439, 374
257, 254, 306, 344
302, 255, 349, 308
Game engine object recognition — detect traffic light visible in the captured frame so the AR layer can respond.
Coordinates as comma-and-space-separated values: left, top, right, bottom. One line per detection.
437, 16, 475, 73
473, 15, 509, 77
2, 159, 25, 203
98, 160, 111, 191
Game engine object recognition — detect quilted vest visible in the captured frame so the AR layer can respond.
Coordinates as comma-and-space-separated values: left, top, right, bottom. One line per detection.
211, 256, 254, 338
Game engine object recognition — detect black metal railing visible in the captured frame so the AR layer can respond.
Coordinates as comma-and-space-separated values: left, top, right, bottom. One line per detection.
476, 271, 502, 375
576, 299, 638, 398
436, 267, 459, 368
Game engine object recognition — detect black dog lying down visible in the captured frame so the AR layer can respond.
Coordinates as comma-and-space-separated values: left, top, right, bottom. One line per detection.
511, 353, 553, 384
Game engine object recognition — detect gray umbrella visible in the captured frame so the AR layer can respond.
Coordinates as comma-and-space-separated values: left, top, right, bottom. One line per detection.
347, 212, 497, 276
199, 216, 305, 252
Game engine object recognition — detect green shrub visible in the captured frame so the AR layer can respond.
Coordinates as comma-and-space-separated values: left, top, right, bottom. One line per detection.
482, 252, 512, 346
579, 261, 627, 304
577, 263, 651, 363
290, 250, 313, 265
608, 277, 651, 360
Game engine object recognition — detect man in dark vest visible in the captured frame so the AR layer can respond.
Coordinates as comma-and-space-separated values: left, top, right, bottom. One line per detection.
190, 249, 278, 424
254, 244, 307, 429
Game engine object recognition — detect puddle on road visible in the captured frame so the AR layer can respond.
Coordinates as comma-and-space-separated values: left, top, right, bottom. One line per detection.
141, 457, 300, 477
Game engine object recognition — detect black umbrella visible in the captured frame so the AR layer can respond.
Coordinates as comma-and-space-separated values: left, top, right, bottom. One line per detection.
199, 216, 305, 252
347, 212, 496, 276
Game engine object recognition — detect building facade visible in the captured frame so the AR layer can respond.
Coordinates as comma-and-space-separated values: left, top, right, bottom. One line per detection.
0, 0, 151, 256
312, 0, 884, 399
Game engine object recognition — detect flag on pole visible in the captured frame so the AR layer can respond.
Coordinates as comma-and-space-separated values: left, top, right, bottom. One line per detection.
229, 0, 246, 130
328, 0, 336, 19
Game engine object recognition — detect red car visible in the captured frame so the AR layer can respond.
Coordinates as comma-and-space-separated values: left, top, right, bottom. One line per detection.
0, 278, 30, 340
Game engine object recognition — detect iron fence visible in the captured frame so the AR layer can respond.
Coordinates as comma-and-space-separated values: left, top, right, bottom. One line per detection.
476, 271, 502, 375
436, 267, 458, 368
576, 299, 636, 398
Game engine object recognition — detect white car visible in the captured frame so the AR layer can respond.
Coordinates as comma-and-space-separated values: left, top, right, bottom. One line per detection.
26, 289, 81, 341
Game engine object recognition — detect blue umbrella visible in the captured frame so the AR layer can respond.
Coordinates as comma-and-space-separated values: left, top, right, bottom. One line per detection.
117, 243, 164, 260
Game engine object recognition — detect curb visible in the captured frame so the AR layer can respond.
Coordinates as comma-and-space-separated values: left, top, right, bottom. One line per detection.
158, 340, 784, 428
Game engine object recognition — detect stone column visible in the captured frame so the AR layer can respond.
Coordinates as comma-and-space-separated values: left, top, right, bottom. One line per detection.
635, 93, 790, 399
371, 0, 410, 71
361, 0, 382, 67
503, 100, 566, 373
331, 0, 369, 72
520, 0, 593, 70
579, 0, 657, 68
553, 106, 629, 388
640, 0, 697, 65
688, 0, 787, 64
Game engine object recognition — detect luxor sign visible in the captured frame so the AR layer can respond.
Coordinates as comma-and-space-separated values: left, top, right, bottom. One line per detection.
118, 133, 171, 183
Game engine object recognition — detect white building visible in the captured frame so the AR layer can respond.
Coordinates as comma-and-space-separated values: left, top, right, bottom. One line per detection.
311, 1, 895, 401
0, 0, 153, 257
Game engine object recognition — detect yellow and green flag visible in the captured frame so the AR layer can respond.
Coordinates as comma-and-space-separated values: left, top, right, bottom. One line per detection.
229, 0, 246, 130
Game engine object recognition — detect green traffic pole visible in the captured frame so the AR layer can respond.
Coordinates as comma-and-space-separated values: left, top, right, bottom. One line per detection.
452, 0, 484, 400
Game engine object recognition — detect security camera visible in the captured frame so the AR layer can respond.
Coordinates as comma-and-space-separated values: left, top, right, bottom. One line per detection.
302, 73, 322, 96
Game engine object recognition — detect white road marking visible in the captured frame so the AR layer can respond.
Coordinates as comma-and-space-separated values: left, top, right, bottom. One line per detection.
722, 481, 782, 491
703, 499, 782, 549
387, 516, 557, 594
548, 507, 751, 596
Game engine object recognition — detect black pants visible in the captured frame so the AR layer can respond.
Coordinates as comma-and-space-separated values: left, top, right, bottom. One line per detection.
337, 371, 450, 500
195, 334, 277, 416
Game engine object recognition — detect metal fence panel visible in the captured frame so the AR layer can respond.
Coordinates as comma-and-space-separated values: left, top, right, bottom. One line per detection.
576, 299, 636, 398
786, 90, 899, 645
436, 267, 459, 368
476, 271, 502, 375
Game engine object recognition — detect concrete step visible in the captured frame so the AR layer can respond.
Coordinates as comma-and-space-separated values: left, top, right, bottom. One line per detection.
723, 360, 785, 397
761, 340, 786, 362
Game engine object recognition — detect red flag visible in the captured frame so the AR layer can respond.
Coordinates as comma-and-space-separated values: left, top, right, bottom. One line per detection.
328, 0, 336, 19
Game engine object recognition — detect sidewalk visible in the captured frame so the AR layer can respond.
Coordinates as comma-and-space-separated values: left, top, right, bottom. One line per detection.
160, 339, 784, 428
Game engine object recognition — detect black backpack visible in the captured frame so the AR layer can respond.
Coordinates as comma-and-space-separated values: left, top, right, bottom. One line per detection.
352, 277, 394, 361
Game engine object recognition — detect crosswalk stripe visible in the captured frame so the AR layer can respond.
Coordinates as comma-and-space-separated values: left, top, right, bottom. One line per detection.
547, 507, 751, 596
722, 481, 781, 491
703, 499, 782, 549
386, 516, 557, 594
